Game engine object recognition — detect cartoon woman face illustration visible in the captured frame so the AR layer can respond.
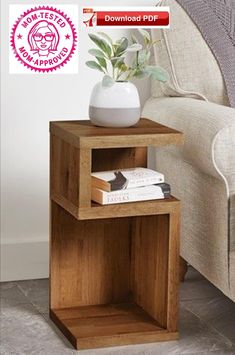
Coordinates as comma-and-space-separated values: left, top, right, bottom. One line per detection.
28, 20, 59, 56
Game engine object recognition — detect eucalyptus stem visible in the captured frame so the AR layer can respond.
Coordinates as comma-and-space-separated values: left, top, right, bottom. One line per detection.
116, 68, 124, 81
125, 69, 133, 81
136, 51, 139, 68
116, 70, 121, 81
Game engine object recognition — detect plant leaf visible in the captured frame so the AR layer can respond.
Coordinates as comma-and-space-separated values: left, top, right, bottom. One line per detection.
138, 29, 151, 42
131, 34, 138, 44
133, 69, 148, 79
88, 34, 112, 58
117, 62, 128, 71
97, 32, 113, 45
86, 60, 105, 73
145, 65, 169, 82
88, 49, 106, 58
96, 56, 107, 69
114, 37, 128, 56
138, 50, 151, 65
111, 56, 125, 67
102, 75, 115, 87
126, 43, 143, 52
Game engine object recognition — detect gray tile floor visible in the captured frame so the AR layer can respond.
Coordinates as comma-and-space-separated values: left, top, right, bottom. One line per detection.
1, 267, 235, 355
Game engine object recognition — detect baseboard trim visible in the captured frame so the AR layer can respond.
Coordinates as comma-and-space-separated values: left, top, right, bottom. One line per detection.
0, 240, 49, 282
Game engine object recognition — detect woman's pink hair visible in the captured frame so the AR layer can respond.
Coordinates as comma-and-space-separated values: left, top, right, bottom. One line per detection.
28, 20, 59, 51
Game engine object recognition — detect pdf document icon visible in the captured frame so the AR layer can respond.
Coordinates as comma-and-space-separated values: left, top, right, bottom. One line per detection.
83, 8, 97, 27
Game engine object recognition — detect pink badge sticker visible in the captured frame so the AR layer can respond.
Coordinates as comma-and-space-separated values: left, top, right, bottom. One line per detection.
10, 6, 77, 73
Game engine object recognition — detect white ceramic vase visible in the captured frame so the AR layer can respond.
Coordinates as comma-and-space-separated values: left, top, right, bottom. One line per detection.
89, 81, 141, 128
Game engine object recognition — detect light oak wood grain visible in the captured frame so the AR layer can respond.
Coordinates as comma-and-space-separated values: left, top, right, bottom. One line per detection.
50, 118, 183, 350
50, 119, 183, 219
50, 202, 131, 309
167, 209, 180, 332
50, 119, 184, 149
50, 134, 80, 207
51, 133, 149, 216
131, 215, 169, 328
50, 302, 178, 350
78, 148, 91, 208
50, 202, 180, 349
92, 147, 147, 172
78, 198, 179, 220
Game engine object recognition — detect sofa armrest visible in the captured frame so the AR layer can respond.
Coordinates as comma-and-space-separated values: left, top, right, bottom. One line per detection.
142, 97, 235, 195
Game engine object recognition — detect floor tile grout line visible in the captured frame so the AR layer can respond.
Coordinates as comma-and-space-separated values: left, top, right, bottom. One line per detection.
1, 282, 36, 311
13, 284, 71, 347
16, 281, 49, 311
181, 303, 235, 348
182, 295, 235, 308
181, 295, 225, 302
14, 282, 49, 317
16, 282, 31, 296
180, 296, 223, 301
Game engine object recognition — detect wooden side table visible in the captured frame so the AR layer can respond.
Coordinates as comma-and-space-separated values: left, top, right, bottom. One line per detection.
49, 118, 184, 350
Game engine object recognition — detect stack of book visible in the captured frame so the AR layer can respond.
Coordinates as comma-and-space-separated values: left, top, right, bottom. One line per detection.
91, 167, 171, 205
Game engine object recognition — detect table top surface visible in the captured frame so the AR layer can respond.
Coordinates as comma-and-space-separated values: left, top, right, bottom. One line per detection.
50, 118, 184, 149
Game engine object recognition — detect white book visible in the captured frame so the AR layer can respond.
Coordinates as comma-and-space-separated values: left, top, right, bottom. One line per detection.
91, 183, 170, 205
91, 167, 164, 192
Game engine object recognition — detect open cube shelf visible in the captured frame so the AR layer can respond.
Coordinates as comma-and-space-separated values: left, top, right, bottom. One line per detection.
50, 119, 183, 220
50, 202, 179, 350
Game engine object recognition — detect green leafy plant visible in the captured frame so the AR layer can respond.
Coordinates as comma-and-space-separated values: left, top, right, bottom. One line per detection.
86, 29, 169, 87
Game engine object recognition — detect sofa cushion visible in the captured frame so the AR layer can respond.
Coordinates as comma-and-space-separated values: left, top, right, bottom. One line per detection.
151, 0, 229, 106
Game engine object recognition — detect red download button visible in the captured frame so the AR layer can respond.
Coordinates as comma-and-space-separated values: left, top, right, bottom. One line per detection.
96, 11, 169, 27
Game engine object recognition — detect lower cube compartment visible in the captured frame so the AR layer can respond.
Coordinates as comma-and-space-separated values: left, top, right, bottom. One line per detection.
50, 202, 179, 350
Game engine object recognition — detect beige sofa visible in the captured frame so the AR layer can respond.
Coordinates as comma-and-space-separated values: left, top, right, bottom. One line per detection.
142, 0, 235, 301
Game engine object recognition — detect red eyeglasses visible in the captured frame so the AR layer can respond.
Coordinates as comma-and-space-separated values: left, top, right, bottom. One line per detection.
33, 33, 55, 42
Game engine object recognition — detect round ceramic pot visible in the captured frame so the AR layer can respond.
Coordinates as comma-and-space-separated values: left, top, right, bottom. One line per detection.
89, 81, 141, 128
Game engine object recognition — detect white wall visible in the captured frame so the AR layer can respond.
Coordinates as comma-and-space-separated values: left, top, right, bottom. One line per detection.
1, 0, 154, 281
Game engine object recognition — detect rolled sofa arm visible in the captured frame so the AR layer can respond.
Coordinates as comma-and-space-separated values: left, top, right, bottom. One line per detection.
142, 97, 235, 195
